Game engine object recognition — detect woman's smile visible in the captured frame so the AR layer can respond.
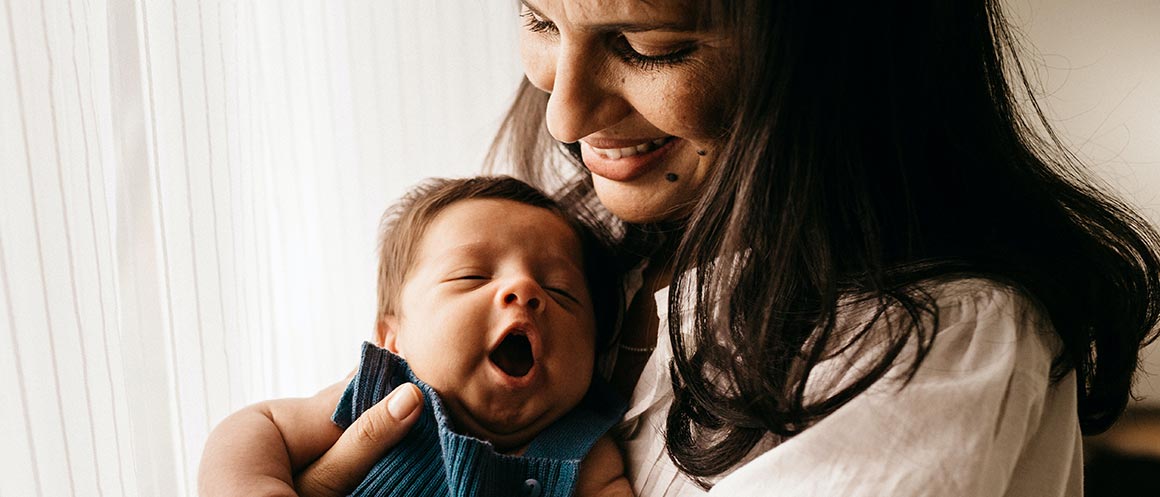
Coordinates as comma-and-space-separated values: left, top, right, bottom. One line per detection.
518, 0, 736, 222
580, 137, 679, 182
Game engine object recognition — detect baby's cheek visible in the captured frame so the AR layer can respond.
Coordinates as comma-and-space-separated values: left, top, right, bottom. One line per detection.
404, 350, 459, 392
565, 348, 596, 395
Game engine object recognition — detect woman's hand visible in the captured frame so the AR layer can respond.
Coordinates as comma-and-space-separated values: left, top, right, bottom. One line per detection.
293, 383, 424, 497
198, 379, 422, 497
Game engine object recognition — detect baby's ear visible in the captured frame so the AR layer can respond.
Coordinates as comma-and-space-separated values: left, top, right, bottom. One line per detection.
376, 316, 402, 355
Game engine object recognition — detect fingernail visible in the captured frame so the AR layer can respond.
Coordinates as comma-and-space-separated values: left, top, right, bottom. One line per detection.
387, 385, 419, 419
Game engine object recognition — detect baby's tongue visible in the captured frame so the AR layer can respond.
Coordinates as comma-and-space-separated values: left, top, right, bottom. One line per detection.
489, 334, 533, 377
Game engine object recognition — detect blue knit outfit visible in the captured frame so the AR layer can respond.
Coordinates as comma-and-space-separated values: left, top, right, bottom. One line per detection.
332, 342, 627, 497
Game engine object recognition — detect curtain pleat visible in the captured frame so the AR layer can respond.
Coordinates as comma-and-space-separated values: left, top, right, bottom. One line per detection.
2, 1, 522, 495
3, 1, 132, 495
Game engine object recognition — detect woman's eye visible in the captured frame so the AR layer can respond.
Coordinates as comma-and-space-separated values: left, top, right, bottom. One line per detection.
518, 5, 695, 70
457, 275, 487, 280
520, 9, 557, 35
612, 37, 697, 70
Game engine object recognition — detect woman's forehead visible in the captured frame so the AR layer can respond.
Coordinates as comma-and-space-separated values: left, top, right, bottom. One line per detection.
527, 0, 705, 27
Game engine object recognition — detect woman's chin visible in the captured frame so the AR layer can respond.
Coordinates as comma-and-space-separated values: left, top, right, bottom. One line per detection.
590, 174, 696, 224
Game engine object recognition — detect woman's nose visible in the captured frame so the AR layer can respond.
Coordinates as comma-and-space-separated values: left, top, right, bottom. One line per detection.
540, 43, 632, 144
498, 278, 544, 312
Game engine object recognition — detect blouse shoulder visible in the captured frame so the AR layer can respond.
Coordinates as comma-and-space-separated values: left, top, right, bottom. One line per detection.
710, 279, 1081, 496
822, 278, 1059, 391
918, 278, 1059, 381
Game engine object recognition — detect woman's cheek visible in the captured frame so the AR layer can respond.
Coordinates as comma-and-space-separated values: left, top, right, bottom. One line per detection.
648, 66, 734, 141
519, 36, 555, 93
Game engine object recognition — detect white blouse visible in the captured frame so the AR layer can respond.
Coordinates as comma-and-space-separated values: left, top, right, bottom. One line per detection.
618, 279, 1083, 496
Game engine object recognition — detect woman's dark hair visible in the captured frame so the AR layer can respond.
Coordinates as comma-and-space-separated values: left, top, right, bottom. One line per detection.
487, 0, 1160, 484
376, 176, 621, 351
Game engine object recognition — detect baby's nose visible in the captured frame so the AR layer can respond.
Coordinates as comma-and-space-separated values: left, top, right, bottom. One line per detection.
503, 291, 542, 311
499, 277, 545, 312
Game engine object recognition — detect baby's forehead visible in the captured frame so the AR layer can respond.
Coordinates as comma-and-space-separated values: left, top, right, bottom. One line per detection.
413, 201, 588, 270
418, 237, 585, 272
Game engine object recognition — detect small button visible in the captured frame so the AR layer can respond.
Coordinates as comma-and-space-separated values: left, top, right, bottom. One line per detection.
524, 478, 542, 497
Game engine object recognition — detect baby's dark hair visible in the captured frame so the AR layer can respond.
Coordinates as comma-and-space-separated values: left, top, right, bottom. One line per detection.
376, 176, 620, 348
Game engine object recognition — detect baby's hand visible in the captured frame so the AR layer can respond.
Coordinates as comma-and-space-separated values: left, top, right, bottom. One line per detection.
574, 435, 636, 497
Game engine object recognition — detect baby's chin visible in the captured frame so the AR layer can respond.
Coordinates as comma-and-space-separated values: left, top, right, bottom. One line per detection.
447, 399, 556, 453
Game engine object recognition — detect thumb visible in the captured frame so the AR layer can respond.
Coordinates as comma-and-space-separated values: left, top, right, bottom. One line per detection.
295, 383, 423, 497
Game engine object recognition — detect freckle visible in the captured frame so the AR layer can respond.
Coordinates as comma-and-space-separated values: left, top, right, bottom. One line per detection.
621, 77, 626, 84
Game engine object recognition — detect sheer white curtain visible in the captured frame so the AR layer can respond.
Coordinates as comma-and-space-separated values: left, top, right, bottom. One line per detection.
1, 1, 521, 495
5, 0, 1160, 496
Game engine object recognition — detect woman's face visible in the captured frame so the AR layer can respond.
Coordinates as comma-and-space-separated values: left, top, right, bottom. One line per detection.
518, 0, 736, 223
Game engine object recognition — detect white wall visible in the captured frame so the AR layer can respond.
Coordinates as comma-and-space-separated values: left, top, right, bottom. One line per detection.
1012, 0, 1160, 406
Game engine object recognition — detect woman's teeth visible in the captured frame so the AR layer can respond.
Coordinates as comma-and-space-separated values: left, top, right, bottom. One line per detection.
590, 138, 670, 160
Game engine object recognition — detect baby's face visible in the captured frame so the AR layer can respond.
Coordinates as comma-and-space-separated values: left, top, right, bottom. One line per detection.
382, 198, 597, 451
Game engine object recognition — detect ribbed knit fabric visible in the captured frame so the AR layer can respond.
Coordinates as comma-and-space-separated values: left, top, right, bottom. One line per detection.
333, 342, 627, 497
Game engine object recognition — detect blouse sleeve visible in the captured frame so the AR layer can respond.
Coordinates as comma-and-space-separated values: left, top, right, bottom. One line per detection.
708, 283, 1081, 497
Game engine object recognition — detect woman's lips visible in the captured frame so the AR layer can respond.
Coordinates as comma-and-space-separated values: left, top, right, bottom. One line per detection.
580, 137, 678, 182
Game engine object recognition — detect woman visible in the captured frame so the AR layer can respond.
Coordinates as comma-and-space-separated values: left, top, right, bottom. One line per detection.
209, 0, 1160, 495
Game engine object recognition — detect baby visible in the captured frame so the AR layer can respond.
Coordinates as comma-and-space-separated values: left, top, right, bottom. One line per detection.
201, 176, 631, 497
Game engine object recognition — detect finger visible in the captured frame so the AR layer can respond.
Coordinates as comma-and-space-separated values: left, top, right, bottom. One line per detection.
294, 383, 423, 497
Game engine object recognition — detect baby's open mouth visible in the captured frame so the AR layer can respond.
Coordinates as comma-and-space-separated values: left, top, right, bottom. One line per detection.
489, 332, 534, 378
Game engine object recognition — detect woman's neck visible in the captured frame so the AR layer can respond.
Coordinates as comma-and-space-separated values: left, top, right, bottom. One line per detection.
608, 233, 679, 398
644, 255, 675, 293
640, 221, 681, 289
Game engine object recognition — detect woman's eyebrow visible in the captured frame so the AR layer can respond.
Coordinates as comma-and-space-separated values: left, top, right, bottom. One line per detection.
520, 0, 698, 33
520, 0, 548, 19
